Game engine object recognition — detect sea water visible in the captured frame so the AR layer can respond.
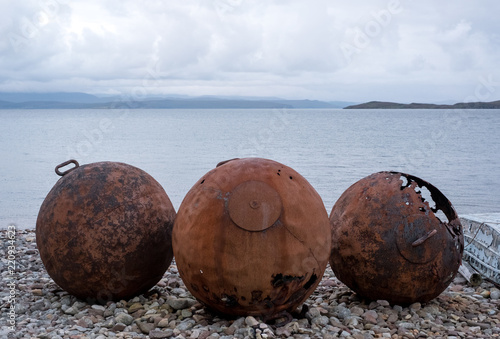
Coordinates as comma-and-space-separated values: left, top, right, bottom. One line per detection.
1, 108, 499, 229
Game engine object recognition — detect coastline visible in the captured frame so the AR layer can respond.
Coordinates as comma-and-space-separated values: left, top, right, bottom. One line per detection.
2, 229, 500, 339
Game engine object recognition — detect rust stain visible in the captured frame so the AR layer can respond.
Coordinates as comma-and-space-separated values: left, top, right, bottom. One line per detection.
329, 171, 463, 304
172, 157, 331, 317
36, 160, 176, 303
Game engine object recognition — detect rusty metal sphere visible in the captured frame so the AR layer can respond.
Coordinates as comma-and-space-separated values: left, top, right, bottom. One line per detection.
173, 158, 331, 317
36, 160, 175, 302
329, 171, 464, 305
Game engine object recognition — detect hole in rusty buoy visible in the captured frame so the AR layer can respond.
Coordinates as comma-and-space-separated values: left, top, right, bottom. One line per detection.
399, 175, 409, 189
416, 185, 434, 209
200, 179, 205, 184
434, 209, 449, 223
399, 174, 451, 224
415, 185, 449, 223
289, 176, 293, 180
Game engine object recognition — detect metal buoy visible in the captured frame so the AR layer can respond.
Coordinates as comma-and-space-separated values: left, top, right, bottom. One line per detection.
329, 171, 464, 304
172, 158, 331, 317
36, 160, 175, 302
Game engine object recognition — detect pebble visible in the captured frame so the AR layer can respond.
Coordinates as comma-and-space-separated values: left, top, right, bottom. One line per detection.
128, 302, 143, 313
149, 329, 174, 338
114, 312, 134, 325
167, 297, 196, 310
245, 316, 260, 327
137, 321, 156, 334
363, 310, 378, 324
2, 229, 500, 339
491, 288, 500, 300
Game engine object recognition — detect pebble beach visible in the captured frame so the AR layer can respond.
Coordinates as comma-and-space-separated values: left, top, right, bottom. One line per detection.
2, 229, 500, 339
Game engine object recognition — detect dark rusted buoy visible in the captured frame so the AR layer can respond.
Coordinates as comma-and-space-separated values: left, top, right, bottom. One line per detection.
36, 160, 175, 302
173, 158, 331, 317
329, 171, 464, 304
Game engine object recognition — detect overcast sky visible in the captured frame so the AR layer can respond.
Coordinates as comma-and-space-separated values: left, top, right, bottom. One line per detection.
1, 0, 499, 103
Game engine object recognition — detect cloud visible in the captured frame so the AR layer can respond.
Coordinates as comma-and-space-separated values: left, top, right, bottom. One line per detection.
1, 0, 499, 102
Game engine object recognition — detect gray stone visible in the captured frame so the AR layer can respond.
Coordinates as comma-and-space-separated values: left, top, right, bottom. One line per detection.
245, 316, 259, 327
350, 306, 364, 316
343, 316, 360, 327
336, 306, 352, 320
101, 318, 115, 328
225, 317, 245, 335
64, 306, 79, 315
311, 315, 329, 326
409, 302, 421, 311
92, 304, 106, 312
51, 302, 62, 309
377, 299, 390, 306
306, 307, 322, 320
137, 321, 156, 334
157, 318, 170, 328
398, 322, 415, 329
73, 301, 87, 309
113, 307, 126, 316
235, 327, 254, 337
149, 329, 174, 338
128, 302, 143, 314
177, 319, 195, 331
114, 313, 134, 326
181, 309, 192, 318
111, 322, 127, 332
167, 297, 196, 310
30, 300, 46, 311
422, 304, 440, 315
362, 310, 378, 324
393, 305, 403, 312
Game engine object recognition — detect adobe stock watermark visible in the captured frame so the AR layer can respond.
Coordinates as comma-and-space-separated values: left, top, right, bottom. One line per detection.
65, 118, 115, 159
8, 0, 67, 52
236, 107, 291, 157
4, 225, 17, 332
399, 74, 499, 172
65, 60, 162, 159
340, 0, 404, 64
214, 0, 243, 17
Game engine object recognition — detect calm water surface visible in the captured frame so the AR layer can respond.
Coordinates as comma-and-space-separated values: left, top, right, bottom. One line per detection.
1, 108, 499, 229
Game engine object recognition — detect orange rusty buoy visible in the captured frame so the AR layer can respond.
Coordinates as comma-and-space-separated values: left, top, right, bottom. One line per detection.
329, 171, 464, 304
36, 160, 175, 302
173, 158, 331, 318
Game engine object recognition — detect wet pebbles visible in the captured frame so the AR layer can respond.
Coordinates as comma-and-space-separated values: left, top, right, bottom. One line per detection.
2, 229, 500, 338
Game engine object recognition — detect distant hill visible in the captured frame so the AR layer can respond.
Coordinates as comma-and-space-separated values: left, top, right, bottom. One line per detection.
345, 100, 500, 109
0, 92, 107, 104
0, 92, 355, 109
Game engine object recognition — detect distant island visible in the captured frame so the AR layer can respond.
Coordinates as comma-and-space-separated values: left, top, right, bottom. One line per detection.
2, 92, 499, 109
0, 92, 355, 109
345, 100, 500, 109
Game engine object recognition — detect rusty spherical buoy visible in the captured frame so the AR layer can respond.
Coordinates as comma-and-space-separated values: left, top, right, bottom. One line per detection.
36, 160, 175, 302
172, 158, 331, 318
329, 171, 464, 305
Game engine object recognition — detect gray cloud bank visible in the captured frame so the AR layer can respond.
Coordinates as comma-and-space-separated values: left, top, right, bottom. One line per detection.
1, 0, 499, 103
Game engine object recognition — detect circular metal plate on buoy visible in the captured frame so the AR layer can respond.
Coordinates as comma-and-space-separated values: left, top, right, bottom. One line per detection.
228, 180, 282, 232
396, 215, 445, 264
